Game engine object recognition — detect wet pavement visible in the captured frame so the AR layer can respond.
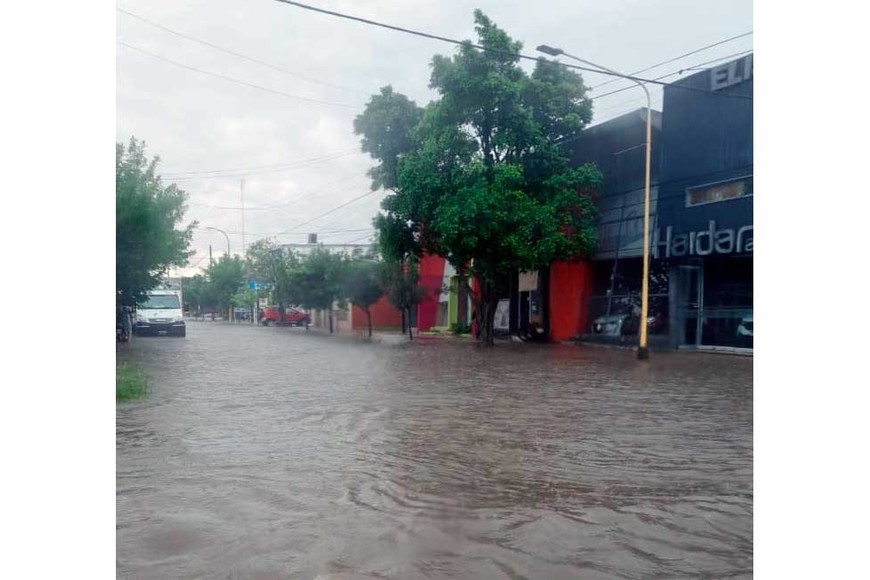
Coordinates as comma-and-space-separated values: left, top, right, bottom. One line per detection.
117, 321, 752, 579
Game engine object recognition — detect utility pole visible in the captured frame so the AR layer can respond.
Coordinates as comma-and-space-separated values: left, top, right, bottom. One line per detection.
239, 180, 246, 326
209, 244, 213, 268
240, 179, 246, 259
537, 44, 653, 360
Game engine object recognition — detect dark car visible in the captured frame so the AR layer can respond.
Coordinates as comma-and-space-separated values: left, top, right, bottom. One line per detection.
259, 306, 309, 327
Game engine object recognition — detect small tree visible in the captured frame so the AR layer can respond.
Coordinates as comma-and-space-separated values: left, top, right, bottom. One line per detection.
230, 288, 260, 322
291, 247, 349, 333
345, 260, 384, 337
183, 274, 209, 317
382, 258, 425, 340
206, 255, 245, 318
246, 241, 298, 319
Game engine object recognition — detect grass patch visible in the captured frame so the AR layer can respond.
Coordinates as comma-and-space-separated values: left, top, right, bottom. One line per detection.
116, 362, 149, 402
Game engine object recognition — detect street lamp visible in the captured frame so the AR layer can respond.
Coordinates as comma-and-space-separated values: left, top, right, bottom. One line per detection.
205, 226, 231, 257
537, 44, 653, 360
205, 226, 233, 321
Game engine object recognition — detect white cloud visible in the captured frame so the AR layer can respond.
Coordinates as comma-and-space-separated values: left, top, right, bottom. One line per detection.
118, 0, 752, 277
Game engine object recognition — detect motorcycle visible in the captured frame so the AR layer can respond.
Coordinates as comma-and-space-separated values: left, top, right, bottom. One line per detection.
117, 307, 132, 343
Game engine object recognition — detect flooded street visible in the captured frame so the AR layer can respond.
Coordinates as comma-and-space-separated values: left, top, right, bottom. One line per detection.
117, 321, 752, 579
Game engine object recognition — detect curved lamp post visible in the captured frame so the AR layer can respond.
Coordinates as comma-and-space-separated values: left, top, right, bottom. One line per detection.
537, 45, 653, 360
205, 226, 231, 257
205, 226, 233, 321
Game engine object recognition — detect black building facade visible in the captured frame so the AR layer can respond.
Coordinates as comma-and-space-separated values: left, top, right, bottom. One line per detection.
565, 108, 668, 346
657, 54, 753, 350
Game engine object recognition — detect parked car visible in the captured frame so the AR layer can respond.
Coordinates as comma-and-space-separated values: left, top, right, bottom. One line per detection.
591, 307, 667, 337
736, 315, 753, 337
735, 315, 753, 347
259, 306, 309, 327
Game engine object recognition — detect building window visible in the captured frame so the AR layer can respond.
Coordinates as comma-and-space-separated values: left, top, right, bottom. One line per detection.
686, 176, 752, 207
587, 258, 670, 338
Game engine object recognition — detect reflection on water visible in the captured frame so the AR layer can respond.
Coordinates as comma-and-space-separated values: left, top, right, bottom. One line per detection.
117, 322, 752, 579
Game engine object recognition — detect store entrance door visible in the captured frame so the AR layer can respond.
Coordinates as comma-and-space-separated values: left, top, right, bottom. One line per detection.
677, 265, 703, 347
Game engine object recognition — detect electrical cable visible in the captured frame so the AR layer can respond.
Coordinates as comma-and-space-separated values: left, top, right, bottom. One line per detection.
273, 190, 381, 236
593, 50, 754, 101
185, 173, 369, 212
118, 40, 357, 108
117, 7, 372, 96
271, 0, 752, 100
162, 149, 360, 177
590, 32, 753, 90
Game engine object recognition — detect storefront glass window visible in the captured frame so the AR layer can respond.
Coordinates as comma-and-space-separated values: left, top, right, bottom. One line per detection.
588, 258, 669, 338
699, 256, 752, 348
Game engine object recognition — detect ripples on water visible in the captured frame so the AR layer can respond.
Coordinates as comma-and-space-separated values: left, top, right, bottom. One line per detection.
117, 322, 752, 579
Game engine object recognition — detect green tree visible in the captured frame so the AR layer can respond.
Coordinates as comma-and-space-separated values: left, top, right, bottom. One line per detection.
246, 239, 298, 317
353, 86, 425, 192
205, 255, 245, 317
345, 259, 384, 338
381, 258, 425, 341
245, 238, 281, 282
183, 274, 213, 316
116, 138, 195, 307
290, 247, 349, 333
354, 11, 602, 345
231, 288, 260, 322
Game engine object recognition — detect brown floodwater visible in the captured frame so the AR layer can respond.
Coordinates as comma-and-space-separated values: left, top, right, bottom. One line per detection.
117, 321, 752, 579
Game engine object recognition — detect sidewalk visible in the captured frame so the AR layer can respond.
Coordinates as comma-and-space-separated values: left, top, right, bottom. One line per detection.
270, 323, 484, 345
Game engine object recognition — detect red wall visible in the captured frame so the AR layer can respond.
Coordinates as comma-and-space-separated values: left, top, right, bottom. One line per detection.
548, 261, 594, 342
352, 295, 402, 329
417, 254, 447, 331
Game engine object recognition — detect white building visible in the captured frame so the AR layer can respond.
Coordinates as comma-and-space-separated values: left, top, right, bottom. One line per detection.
280, 242, 374, 258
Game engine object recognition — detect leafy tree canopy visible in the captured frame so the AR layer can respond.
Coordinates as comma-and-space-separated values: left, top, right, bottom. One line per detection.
116, 138, 195, 306
290, 247, 349, 312
205, 255, 245, 312
345, 259, 385, 337
354, 10, 603, 344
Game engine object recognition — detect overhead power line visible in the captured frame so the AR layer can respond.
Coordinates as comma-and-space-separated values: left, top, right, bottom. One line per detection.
593, 50, 754, 101
163, 149, 358, 176
164, 151, 362, 181
590, 31, 753, 90
342, 233, 376, 244
118, 40, 357, 108
216, 227, 372, 237
117, 7, 371, 97
274, 190, 381, 236
271, 0, 752, 101
186, 172, 368, 212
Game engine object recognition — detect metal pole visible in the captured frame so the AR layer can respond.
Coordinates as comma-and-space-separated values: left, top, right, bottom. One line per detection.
204, 227, 231, 257
638, 105, 652, 359
241, 179, 246, 259
536, 46, 653, 359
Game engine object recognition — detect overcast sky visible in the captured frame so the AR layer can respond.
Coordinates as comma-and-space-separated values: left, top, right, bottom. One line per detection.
116, 0, 752, 277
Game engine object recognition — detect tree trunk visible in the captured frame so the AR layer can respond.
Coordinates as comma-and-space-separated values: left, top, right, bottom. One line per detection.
479, 278, 498, 346
457, 271, 468, 329
329, 310, 334, 334
407, 308, 413, 341
366, 307, 372, 338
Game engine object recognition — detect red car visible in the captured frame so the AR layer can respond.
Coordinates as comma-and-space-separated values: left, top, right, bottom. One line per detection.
259, 306, 309, 327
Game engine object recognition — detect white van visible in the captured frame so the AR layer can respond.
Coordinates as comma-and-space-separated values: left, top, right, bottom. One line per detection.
134, 289, 186, 337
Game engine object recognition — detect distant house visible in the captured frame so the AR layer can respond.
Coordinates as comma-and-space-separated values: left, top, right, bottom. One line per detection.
280, 242, 401, 333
